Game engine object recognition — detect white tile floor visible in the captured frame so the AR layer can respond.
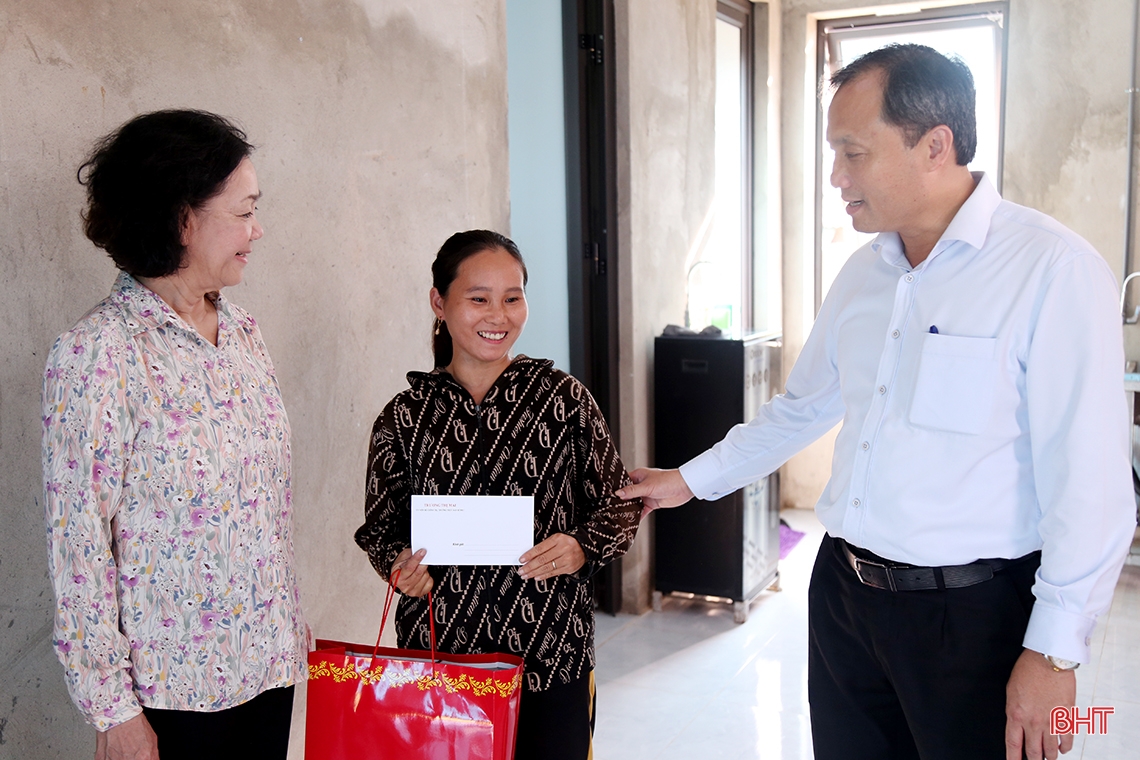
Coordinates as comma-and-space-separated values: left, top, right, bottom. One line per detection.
592, 508, 1140, 760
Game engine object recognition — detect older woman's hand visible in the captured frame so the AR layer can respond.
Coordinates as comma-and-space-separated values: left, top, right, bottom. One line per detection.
94, 714, 159, 760
518, 534, 586, 581
391, 548, 434, 597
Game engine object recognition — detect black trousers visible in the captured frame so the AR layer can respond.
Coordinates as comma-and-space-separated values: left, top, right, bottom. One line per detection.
514, 671, 596, 760
808, 534, 1039, 760
142, 685, 294, 760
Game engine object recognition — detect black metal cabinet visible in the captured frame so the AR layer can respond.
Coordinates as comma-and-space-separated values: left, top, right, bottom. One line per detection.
653, 334, 782, 622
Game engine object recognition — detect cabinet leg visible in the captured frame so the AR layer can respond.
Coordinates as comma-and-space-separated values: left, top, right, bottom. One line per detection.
733, 601, 748, 624
651, 590, 663, 612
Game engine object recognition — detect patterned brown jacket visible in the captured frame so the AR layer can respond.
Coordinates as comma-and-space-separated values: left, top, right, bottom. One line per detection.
354, 356, 641, 691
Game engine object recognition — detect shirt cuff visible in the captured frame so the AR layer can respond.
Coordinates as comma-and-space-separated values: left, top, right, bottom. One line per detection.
678, 451, 733, 501
1022, 604, 1097, 664
90, 698, 143, 732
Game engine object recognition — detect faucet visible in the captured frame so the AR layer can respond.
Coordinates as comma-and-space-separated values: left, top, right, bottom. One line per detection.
1122, 272, 1140, 324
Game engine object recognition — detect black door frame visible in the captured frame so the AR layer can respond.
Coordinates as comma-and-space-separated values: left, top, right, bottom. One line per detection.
564, 0, 622, 613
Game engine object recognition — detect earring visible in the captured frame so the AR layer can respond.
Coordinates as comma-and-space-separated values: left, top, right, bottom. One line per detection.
434, 318, 442, 336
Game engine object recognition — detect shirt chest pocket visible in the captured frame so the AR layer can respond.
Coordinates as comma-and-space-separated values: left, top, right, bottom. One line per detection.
909, 333, 998, 435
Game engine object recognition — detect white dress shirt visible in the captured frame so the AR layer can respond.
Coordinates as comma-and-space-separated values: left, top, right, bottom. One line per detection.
680, 174, 1135, 662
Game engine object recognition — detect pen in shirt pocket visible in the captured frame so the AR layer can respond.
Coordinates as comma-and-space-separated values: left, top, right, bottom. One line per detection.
929, 325, 939, 334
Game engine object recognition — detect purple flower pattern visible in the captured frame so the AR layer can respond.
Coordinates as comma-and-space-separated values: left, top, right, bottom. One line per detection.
42, 273, 306, 730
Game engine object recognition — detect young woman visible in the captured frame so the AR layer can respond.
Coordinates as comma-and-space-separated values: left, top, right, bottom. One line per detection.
354, 230, 641, 759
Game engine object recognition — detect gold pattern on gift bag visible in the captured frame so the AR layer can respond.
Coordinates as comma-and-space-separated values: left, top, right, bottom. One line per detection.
308, 659, 521, 697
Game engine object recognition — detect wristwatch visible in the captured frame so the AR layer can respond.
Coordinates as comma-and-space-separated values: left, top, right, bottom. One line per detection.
1044, 654, 1080, 671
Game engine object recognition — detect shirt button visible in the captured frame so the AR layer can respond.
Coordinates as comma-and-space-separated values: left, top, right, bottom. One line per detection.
861, 441, 869, 450
905, 274, 914, 283
852, 498, 861, 507
878, 385, 887, 394
891, 330, 900, 339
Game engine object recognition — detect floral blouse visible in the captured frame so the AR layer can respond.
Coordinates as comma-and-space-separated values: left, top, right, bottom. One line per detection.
42, 273, 307, 730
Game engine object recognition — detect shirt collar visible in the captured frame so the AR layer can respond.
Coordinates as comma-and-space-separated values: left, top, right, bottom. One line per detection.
407, 355, 555, 400
940, 172, 1000, 252
111, 271, 232, 344
873, 172, 1000, 270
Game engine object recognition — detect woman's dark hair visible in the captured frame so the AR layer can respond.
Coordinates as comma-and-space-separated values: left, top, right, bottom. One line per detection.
78, 109, 254, 278
431, 230, 528, 367
830, 43, 977, 166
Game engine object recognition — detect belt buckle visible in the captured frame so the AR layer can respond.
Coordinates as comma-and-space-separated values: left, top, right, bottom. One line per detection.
853, 557, 896, 591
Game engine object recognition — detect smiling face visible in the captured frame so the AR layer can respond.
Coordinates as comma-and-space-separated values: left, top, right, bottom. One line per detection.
431, 247, 528, 373
179, 157, 263, 291
827, 70, 928, 237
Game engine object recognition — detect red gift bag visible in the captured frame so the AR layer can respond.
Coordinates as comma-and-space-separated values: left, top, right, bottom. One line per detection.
305, 573, 523, 760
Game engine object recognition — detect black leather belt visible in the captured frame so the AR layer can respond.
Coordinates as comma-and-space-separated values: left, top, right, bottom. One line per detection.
839, 539, 1019, 591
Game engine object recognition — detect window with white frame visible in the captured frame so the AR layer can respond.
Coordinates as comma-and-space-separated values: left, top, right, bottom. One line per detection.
687, 0, 756, 336
816, 3, 1007, 311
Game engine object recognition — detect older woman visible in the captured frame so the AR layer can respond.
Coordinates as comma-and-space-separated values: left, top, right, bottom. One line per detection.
42, 110, 306, 760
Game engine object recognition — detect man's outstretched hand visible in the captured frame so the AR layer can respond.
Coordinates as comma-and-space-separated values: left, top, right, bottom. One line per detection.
617, 468, 695, 520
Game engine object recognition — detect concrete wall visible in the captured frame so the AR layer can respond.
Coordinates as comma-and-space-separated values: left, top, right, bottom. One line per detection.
614, 0, 717, 611
776, 0, 1137, 510
0, 1, 508, 757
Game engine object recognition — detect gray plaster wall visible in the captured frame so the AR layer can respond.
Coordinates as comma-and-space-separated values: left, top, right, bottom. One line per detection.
776, 0, 1136, 510
614, 0, 716, 611
0, 1, 509, 757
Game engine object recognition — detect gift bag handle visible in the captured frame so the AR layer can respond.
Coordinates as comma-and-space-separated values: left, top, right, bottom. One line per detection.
370, 567, 438, 677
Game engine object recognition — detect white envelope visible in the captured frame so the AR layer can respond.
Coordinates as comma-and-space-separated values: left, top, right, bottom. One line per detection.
411, 494, 535, 566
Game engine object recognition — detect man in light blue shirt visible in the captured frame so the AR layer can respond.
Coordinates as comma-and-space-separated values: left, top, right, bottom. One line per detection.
619, 44, 1135, 760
